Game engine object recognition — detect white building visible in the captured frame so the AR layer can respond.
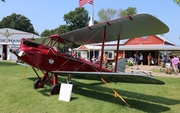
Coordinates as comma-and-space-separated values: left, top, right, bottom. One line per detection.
0, 28, 40, 61
75, 35, 180, 66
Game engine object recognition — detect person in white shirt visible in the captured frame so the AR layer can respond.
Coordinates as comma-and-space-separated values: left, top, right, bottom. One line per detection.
140, 53, 143, 65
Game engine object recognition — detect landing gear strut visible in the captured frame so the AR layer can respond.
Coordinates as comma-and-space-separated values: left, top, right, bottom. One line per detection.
33, 68, 61, 95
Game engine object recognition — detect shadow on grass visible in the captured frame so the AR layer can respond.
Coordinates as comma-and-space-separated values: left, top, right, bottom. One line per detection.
0, 61, 17, 66
27, 77, 53, 96
27, 76, 180, 112
72, 81, 180, 112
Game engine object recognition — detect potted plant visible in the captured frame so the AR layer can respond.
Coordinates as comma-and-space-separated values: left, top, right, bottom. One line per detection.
127, 57, 134, 66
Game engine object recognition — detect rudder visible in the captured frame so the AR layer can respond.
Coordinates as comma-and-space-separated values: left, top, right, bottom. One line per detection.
112, 58, 126, 72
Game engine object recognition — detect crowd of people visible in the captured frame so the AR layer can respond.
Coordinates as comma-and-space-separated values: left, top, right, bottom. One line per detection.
90, 52, 180, 76
133, 52, 180, 75
162, 55, 180, 75
91, 54, 122, 69
91, 55, 101, 64
91, 54, 108, 68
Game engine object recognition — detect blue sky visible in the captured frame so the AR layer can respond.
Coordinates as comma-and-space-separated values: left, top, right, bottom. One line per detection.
0, 0, 180, 45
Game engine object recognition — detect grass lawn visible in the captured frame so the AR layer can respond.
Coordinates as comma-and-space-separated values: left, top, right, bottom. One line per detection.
0, 61, 180, 113
151, 68, 164, 73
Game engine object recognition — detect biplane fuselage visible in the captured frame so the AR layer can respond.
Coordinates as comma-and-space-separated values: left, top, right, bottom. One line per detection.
18, 38, 111, 73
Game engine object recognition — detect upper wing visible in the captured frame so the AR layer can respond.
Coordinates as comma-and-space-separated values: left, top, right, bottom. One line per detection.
52, 71, 165, 85
57, 13, 169, 45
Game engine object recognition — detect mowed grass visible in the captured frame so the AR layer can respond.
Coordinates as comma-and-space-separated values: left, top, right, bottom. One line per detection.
0, 61, 180, 113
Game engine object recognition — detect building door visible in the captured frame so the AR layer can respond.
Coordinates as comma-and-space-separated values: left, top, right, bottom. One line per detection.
2, 45, 7, 60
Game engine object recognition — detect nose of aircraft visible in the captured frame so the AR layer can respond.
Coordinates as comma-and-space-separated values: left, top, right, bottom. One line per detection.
9, 49, 25, 63
9, 48, 19, 56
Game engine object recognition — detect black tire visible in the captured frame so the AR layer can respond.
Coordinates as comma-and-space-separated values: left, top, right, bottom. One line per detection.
50, 84, 61, 95
34, 79, 44, 89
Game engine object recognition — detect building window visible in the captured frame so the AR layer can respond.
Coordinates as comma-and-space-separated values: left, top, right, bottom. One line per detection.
105, 51, 114, 60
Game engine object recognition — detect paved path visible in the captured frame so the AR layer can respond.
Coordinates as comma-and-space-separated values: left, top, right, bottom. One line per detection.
125, 65, 180, 78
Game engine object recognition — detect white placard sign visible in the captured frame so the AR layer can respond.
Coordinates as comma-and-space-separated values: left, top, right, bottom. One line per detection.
59, 83, 73, 102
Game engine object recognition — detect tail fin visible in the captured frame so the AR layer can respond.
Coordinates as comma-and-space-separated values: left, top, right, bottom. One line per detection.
112, 58, 126, 73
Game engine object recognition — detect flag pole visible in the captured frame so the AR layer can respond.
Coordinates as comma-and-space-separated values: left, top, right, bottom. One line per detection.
88, 1, 94, 26
92, 1, 95, 57
92, 1, 94, 25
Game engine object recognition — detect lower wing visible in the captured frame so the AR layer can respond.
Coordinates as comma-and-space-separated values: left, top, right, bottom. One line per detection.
52, 71, 165, 85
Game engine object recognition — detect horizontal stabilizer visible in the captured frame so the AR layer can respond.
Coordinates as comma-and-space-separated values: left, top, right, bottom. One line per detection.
52, 71, 165, 85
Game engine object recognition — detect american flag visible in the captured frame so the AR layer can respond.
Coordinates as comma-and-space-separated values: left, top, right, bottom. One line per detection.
79, 0, 93, 7
87, 0, 93, 4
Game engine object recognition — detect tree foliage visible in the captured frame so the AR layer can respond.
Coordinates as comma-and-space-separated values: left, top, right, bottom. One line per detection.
119, 7, 137, 17
40, 25, 69, 37
0, 13, 38, 35
97, 7, 137, 22
64, 7, 89, 31
98, 8, 118, 22
41, 7, 89, 37
174, 0, 180, 5
40, 29, 52, 37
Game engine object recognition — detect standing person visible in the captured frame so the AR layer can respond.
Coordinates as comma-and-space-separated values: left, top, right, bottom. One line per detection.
104, 54, 108, 68
178, 57, 180, 75
77, 53, 81, 58
134, 53, 139, 69
96, 55, 101, 64
71, 50, 75, 57
165, 55, 171, 74
161, 55, 165, 68
91, 56, 96, 63
147, 53, 152, 66
140, 53, 143, 65
171, 55, 179, 75
118, 56, 121, 61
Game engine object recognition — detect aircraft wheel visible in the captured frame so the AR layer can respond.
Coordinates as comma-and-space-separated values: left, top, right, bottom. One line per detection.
50, 84, 61, 95
34, 79, 44, 89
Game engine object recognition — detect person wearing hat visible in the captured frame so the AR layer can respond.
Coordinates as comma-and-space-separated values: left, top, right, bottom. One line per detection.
161, 55, 165, 68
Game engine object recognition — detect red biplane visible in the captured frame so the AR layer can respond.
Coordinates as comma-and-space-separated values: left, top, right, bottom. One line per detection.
10, 13, 169, 104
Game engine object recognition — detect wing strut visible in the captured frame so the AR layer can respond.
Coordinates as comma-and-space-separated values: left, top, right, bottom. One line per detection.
101, 78, 130, 107
114, 35, 120, 72
99, 26, 106, 71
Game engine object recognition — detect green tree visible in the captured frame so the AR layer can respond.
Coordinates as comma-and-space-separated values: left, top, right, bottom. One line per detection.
41, 7, 89, 37
40, 29, 52, 37
119, 7, 137, 17
40, 25, 69, 37
98, 8, 118, 22
174, 0, 180, 5
94, 20, 98, 24
55, 25, 69, 34
64, 7, 89, 30
97, 7, 137, 22
0, 13, 38, 35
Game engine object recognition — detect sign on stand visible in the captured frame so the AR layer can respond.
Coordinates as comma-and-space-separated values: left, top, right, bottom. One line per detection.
58, 83, 73, 102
